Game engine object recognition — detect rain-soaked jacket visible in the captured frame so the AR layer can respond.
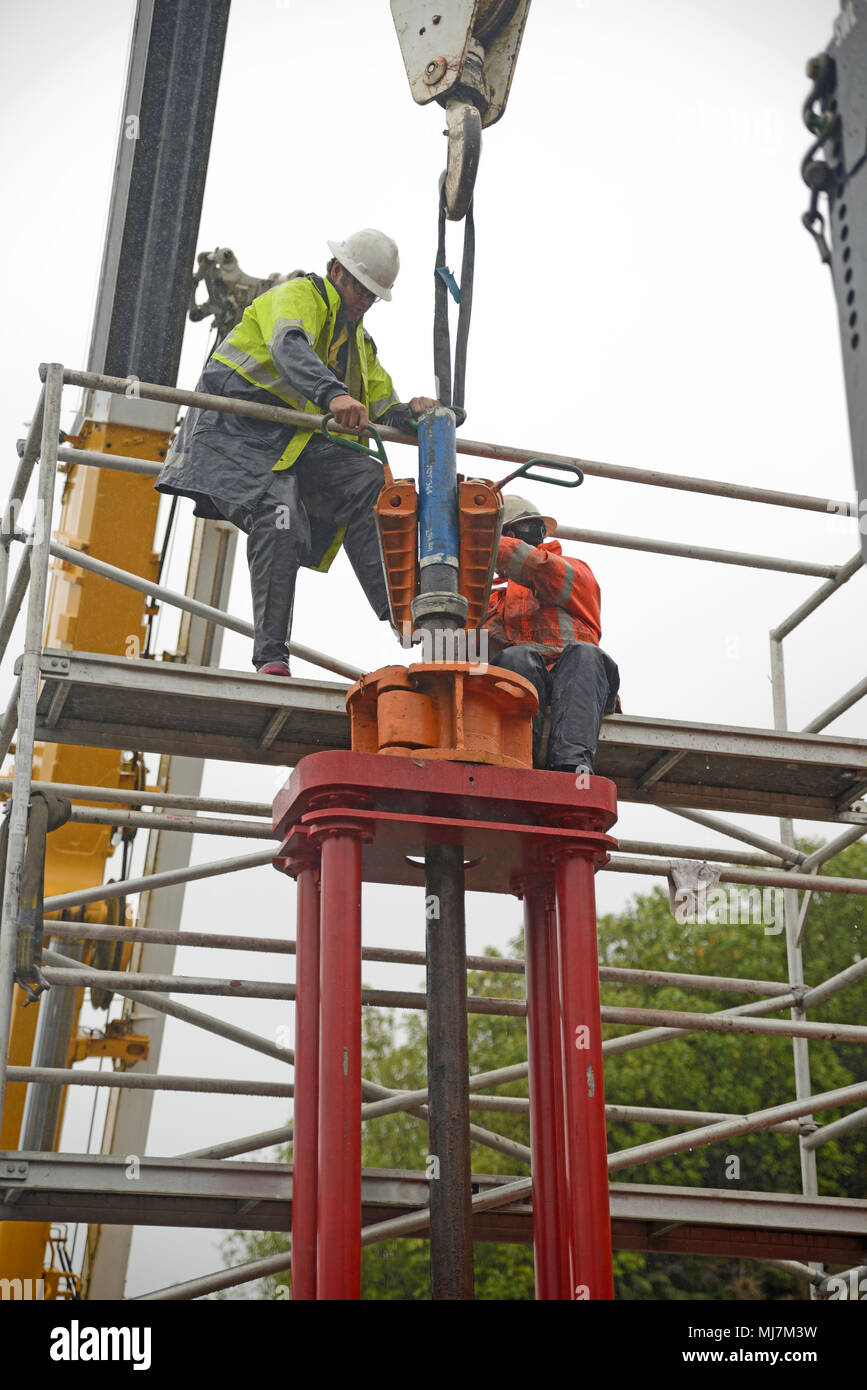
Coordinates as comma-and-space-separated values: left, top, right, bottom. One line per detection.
484, 536, 602, 665
155, 273, 408, 567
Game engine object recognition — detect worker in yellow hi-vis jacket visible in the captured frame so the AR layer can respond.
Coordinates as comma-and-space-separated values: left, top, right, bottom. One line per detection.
156, 229, 437, 675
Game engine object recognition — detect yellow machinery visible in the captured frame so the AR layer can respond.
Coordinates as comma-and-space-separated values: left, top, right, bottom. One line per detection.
0, 423, 167, 1280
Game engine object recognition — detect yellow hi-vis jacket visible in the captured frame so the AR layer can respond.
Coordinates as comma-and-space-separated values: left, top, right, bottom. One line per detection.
211, 273, 400, 471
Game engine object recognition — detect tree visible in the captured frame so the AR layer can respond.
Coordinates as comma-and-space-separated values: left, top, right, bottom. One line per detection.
220, 840, 866, 1300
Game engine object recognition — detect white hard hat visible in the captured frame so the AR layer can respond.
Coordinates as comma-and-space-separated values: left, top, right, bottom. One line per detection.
326, 228, 400, 301
501, 494, 557, 536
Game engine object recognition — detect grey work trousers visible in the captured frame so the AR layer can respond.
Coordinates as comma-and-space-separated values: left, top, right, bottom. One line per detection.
209, 435, 389, 669
489, 641, 620, 772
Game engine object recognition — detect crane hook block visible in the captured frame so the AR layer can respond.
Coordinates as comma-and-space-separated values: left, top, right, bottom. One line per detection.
390, 1, 531, 127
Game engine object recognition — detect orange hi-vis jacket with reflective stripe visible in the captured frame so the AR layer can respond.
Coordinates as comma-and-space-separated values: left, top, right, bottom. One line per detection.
483, 537, 602, 665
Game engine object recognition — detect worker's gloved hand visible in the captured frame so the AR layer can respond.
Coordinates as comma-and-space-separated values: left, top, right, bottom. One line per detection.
329, 394, 369, 431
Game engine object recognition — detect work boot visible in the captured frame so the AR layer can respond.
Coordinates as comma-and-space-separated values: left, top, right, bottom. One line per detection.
258, 660, 292, 678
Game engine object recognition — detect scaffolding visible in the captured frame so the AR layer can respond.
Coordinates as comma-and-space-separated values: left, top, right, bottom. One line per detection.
0, 361, 865, 1300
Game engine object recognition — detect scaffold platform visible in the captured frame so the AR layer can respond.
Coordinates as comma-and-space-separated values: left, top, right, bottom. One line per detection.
29, 649, 867, 823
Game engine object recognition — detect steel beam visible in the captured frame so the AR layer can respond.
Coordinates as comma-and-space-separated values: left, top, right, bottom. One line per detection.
425, 843, 474, 1300
87, 0, 231, 386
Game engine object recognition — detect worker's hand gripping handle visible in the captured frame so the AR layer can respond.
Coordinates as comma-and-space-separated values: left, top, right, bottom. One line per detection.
319, 412, 394, 485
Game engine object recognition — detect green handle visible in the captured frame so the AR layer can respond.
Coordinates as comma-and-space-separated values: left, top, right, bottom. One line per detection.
494, 458, 584, 490
319, 413, 390, 469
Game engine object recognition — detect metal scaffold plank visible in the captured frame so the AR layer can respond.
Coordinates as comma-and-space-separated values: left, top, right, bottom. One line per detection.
31, 650, 351, 766
1, 1156, 864, 1267
27, 650, 867, 820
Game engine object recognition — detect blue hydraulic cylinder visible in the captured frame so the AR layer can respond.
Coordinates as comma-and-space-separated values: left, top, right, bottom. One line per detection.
418, 407, 459, 578
413, 408, 468, 635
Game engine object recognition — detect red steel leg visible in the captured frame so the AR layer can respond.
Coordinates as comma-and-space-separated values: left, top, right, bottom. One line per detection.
522, 871, 572, 1299
316, 826, 364, 1300
291, 856, 320, 1301
554, 849, 614, 1301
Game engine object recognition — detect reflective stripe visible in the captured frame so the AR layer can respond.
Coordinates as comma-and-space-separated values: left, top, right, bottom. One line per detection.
504, 540, 533, 585
557, 608, 577, 649
312, 524, 347, 573
370, 390, 399, 419
272, 316, 313, 347
214, 341, 310, 410
215, 339, 274, 381
555, 561, 575, 606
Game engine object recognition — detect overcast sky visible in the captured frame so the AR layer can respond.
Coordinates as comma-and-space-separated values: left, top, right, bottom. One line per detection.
1, 0, 862, 1298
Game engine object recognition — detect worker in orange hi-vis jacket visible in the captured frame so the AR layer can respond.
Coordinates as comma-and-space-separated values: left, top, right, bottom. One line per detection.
483, 494, 621, 775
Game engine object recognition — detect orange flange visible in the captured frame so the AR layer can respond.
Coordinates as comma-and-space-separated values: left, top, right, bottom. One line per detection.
375, 474, 502, 636
457, 477, 502, 629
347, 662, 537, 768
375, 479, 418, 632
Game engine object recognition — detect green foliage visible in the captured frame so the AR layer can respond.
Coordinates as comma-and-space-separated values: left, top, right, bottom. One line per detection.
220, 841, 866, 1301
600, 839, 866, 1299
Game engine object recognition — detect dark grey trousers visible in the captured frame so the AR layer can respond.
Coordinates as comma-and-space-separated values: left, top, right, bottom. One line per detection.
209, 435, 389, 669
489, 641, 620, 772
